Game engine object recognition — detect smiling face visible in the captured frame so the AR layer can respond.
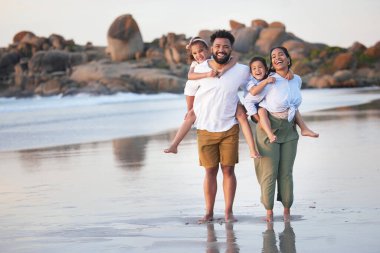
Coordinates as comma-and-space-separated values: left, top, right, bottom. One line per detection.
250, 60, 267, 81
270, 47, 290, 72
190, 42, 210, 64
211, 38, 232, 65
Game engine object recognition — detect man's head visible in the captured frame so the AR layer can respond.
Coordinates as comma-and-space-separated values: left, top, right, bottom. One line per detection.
210, 30, 234, 65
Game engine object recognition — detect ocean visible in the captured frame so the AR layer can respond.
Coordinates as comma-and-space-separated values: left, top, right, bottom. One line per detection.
1, 87, 380, 152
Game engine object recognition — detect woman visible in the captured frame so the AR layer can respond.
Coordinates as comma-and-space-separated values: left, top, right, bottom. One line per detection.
254, 46, 302, 222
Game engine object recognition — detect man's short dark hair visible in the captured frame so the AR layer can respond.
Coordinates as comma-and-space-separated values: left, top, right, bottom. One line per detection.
210, 30, 235, 45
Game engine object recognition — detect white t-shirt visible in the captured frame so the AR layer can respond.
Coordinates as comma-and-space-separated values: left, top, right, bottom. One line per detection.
185, 60, 250, 132
243, 77, 267, 116
259, 73, 302, 122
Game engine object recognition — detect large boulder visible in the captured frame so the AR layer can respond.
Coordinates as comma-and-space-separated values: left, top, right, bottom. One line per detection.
13, 31, 36, 43
107, 14, 144, 62
70, 61, 186, 93
333, 52, 354, 70
229, 20, 245, 30
251, 19, 268, 29
231, 27, 260, 53
364, 41, 380, 58
254, 24, 293, 54
29, 50, 70, 74
0, 52, 20, 77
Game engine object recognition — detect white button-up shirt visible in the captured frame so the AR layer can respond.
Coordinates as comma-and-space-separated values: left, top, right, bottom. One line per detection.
184, 60, 250, 132
259, 73, 302, 122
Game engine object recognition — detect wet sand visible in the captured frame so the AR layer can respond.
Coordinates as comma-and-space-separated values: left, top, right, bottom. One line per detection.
1, 100, 380, 253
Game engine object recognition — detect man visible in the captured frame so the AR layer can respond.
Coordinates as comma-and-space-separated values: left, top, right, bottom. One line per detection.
184, 30, 250, 223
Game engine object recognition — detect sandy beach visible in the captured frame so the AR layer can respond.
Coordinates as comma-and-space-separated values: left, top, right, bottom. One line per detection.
1, 97, 380, 252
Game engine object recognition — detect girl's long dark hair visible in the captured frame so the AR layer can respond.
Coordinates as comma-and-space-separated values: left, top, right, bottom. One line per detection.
268, 46, 292, 75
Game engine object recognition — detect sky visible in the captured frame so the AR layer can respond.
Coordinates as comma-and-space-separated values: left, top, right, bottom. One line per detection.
1, 0, 379, 49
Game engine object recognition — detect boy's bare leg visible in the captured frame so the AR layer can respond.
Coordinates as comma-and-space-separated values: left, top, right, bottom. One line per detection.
258, 108, 277, 143
221, 165, 237, 223
164, 109, 196, 154
198, 167, 218, 224
235, 104, 261, 158
294, 111, 319, 138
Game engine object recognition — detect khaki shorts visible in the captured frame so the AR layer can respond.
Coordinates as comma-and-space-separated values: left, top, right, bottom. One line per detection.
197, 124, 239, 168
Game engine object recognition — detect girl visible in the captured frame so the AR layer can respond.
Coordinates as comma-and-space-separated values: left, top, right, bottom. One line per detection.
244, 57, 319, 143
164, 37, 261, 158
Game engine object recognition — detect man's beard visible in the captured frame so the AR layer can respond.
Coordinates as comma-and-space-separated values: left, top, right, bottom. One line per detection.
212, 52, 231, 65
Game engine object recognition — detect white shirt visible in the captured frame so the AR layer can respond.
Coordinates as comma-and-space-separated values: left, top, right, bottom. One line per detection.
259, 73, 302, 122
185, 60, 250, 132
243, 77, 266, 116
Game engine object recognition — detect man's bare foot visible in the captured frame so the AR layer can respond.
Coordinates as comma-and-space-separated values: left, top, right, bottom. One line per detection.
266, 210, 274, 222
283, 208, 291, 222
164, 145, 178, 154
268, 134, 277, 143
301, 128, 319, 138
198, 213, 214, 224
225, 212, 237, 223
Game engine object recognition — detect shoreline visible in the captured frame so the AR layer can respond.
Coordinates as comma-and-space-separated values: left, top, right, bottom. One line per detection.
1, 94, 379, 252
2, 95, 379, 154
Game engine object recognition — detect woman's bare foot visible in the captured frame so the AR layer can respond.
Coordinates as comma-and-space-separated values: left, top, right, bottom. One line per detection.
198, 213, 214, 224
266, 210, 274, 222
225, 212, 237, 223
301, 128, 319, 138
164, 145, 178, 154
283, 208, 291, 222
268, 134, 277, 143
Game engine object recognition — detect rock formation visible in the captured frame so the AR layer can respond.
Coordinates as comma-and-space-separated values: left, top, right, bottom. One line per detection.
106, 14, 144, 62
0, 14, 379, 97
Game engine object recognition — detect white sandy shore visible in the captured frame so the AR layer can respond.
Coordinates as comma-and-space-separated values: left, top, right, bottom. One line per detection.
0, 100, 380, 252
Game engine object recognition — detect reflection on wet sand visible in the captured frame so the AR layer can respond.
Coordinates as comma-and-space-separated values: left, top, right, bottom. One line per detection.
262, 222, 296, 253
205, 223, 239, 253
112, 136, 149, 170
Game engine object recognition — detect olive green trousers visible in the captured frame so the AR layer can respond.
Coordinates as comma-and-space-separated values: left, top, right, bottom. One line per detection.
254, 113, 299, 210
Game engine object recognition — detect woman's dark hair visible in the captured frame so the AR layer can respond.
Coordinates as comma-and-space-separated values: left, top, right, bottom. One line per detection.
210, 30, 235, 46
249, 56, 269, 79
268, 46, 292, 74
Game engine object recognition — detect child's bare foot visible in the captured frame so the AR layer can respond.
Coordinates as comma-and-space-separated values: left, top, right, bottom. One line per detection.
268, 134, 277, 143
198, 213, 214, 224
266, 210, 274, 222
283, 208, 291, 222
301, 128, 319, 138
164, 145, 178, 154
225, 212, 237, 223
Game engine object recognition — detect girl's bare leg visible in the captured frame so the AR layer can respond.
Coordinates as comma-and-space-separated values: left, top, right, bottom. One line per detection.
235, 104, 261, 158
295, 111, 319, 138
164, 109, 196, 154
258, 108, 277, 143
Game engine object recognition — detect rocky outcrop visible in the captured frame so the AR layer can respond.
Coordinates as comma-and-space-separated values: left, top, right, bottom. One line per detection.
69, 60, 186, 95
0, 15, 379, 98
106, 14, 144, 61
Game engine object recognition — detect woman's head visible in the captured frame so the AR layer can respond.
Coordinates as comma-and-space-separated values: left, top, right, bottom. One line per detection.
186, 37, 210, 64
268, 47, 292, 74
249, 56, 268, 81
